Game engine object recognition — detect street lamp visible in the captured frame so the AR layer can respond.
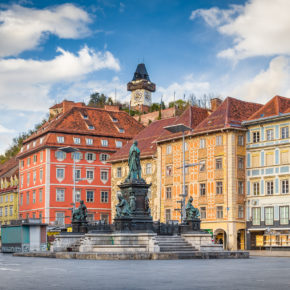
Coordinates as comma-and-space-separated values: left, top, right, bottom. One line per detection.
164, 124, 192, 222
59, 146, 79, 211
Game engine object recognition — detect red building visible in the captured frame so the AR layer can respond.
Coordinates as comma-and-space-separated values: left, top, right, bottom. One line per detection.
17, 101, 144, 226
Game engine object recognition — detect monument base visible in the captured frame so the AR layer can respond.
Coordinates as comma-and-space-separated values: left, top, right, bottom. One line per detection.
72, 221, 88, 233
179, 219, 202, 234
114, 217, 132, 232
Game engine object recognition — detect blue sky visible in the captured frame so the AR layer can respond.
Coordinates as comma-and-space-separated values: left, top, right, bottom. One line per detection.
0, 0, 290, 154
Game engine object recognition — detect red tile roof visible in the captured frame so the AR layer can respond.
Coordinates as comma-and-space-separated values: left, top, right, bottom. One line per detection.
193, 97, 262, 133
247, 95, 290, 121
110, 117, 178, 162
0, 157, 18, 178
156, 105, 210, 142
18, 104, 144, 158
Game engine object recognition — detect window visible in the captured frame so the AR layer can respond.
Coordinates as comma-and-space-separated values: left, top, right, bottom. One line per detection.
86, 153, 94, 161
39, 212, 42, 220
5, 206, 8, 216
32, 190, 36, 204
72, 152, 81, 161
55, 212, 65, 226
199, 160, 206, 172
74, 169, 81, 180
282, 180, 289, 194
281, 126, 289, 139
216, 182, 223, 194
280, 206, 289, 225
88, 125, 95, 130
112, 117, 118, 122
265, 207, 274, 225
216, 206, 223, 219
10, 194, 13, 202
166, 145, 172, 154
9, 206, 13, 216
238, 135, 244, 146
56, 150, 65, 161
200, 207, 206, 219
252, 131, 260, 143
100, 154, 109, 161
266, 181, 274, 195
200, 183, 206, 196
74, 137, 81, 144
146, 163, 152, 175
253, 182, 260, 196
165, 209, 171, 222
82, 114, 88, 119
21, 176, 23, 188
86, 190, 94, 202
40, 137, 44, 144
281, 150, 289, 165
56, 189, 65, 202
5, 195, 8, 202
117, 167, 122, 178
253, 208, 261, 225
200, 139, 206, 148
252, 154, 260, 167
0, 208, 2, 217
266, 129, 274, 141
216, 136, 222, 146
100, 214, 109, 223
86, 170, 94, 180
101, 191, 109, 203
238, 205, 244, 218
166, 165, 172, 176
238, 157, 244, 169
119, 128, 124, 133
20, 194, 23, 206
33, 171, 36, 184
56, 168, 65, 179
184, 185, 188, 195
87, 213, 94, 222
166, 187, 172, 199
238, 181, 244, 195
101, 171, 108, 182
116, 141, 123, 148
40, 151, 43, 162
26, 192, 29, 204
27, 158, 30, 166
33, 154, 37, 163
74, 189, 81, 202
86, 138, 93, 145
57, 136, 64, 143
101, 139, 108, 147
39, 169, 43, 182
216, 158, 222, 169
39, 189, 43, 202
265, 152, 274, 166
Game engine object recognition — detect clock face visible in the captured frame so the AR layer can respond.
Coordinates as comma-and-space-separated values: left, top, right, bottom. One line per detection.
134, 91, 142, 101
144, 91, 151, 101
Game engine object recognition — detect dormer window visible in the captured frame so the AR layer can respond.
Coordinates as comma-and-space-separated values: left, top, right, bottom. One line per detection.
112, 117, 118, 122
86, 138, 93, 145
40, 137, 44, 144
27, 144, 30, 150
88, 125, 95, 130
33, 141, 36, 147
83, 114, 88, 119
74, 137, 81, 144
116, 141, 122, 148
57, 136, 64, 143
101, 140, 108, 147
119, 128, 124, 133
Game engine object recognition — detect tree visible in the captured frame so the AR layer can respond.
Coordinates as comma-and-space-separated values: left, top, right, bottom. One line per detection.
169, 99, 188, 110
87, 92, 108, 108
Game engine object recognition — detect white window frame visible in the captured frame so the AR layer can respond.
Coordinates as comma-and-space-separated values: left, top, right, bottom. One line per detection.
100, 170, 109, 183
56, 189, 65, 202
253, 131, 260, 143
200, 139, 206, 149
265, 207, 274, 226
86, 138, 93, 145
266, 129, 274, 141
86, 170, 94, 180
101, 139, 108, 147
74, 137, 81, 144
216, 136, 222, 146
280, 206, 289, 225
281, 126, 289, 139
57, 136, 64, 143
86, 190, 94, 202
55, 212, 65, 226
56, 168, 65, 180
238, 135, 244, 146
101, 191, 109, 203
117, 167, 122, 178
146, 163, 152, 175
266, 181, 274, 195
166, 145, 172, 154
116, 141, 123, 148
282, 179, 289, 194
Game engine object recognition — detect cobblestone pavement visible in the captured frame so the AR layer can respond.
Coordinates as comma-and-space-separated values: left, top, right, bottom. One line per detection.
0, 254, 290, 290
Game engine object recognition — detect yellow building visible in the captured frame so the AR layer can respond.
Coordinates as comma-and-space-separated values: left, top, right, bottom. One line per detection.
110, 117, 177, 220
157, 98, 262, 250
0, 158, 19, 226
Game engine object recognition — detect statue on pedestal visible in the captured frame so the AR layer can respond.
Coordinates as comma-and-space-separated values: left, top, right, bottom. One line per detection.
116, 194, 131, 217
129, 193, 136, 212
72, 200, 87, 223
185, 196, 200, 220
126, 141, 141, 181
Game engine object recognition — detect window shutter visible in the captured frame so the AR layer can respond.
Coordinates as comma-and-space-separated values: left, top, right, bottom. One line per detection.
55, 151, 58, 158
79, 153, 83, 160
85, 153, 88, 160
92, 153, 96, 160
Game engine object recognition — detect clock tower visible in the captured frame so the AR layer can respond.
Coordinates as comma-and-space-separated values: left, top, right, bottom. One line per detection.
127, 63, 156, 108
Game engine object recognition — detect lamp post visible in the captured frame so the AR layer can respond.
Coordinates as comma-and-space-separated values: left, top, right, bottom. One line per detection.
59, 146, 79, 211
164, 124, 192, 222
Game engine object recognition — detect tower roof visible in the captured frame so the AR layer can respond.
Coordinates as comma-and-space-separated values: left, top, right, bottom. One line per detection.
132, 63, 150, 81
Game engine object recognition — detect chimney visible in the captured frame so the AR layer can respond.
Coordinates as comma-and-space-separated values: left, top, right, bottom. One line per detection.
211, 98, 223, 112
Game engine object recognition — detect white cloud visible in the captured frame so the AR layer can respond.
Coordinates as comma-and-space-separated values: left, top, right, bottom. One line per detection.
229, 56, 290, 103
157, 75, 211, 104
190, 0, 290, 60
0, 46, 120, 111
0, 124, 15, 133
0, 4, 91, 57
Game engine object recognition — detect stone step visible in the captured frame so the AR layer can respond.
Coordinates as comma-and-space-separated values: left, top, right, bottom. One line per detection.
158, 242, 190, 247
159, 246, 196, 252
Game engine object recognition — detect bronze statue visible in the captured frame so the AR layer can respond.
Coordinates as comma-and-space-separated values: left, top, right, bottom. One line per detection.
126, 141, 141, 181
185, 196, 200, 220
145, 194, 150, 215
72, 200, 88, 222
129, 193, 136, 212
116, 194, 131, 217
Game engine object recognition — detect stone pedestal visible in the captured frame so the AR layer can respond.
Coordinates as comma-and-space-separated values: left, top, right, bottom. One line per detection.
72, 221, 88, 233
116, 179, 153, 232
179, 219, 201, 234
114, 217, 132, 232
